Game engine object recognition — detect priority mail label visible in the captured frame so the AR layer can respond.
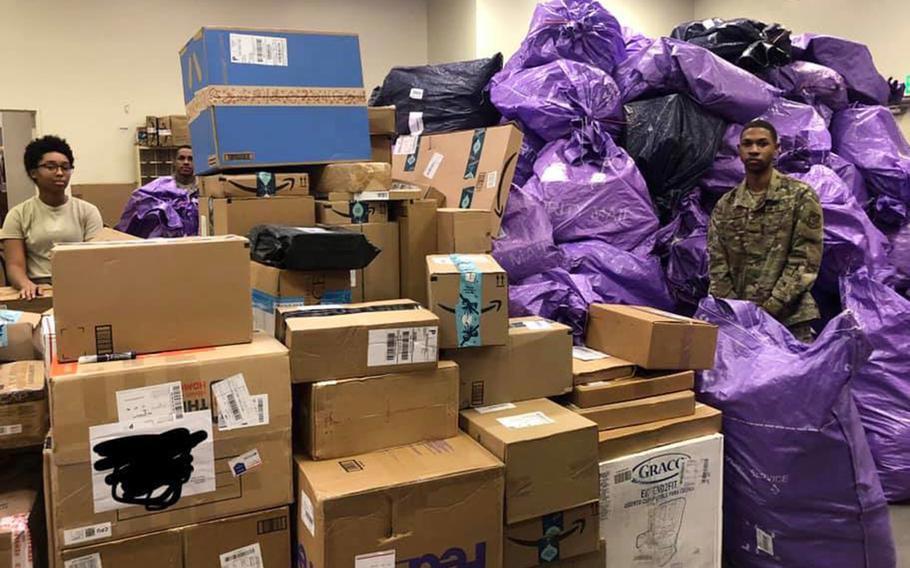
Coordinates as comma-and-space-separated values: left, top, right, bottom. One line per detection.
228, 449, 263, 477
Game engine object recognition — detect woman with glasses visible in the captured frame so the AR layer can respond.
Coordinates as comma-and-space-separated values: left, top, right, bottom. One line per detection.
0, 135, 102, 300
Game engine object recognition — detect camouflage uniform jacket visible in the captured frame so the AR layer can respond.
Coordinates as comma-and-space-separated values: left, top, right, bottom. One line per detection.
708, 169, 823, 326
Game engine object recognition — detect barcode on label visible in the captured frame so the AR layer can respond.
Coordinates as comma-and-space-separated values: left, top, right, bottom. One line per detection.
64, 553, 102, 568
226, 393, 243, 423
386, 332, 396, 362
220, 543, 263, 568
756, 526, 775, 556
400, 330, 411, 362
63, 523, 112, 546
701, 458, 711, 484
614, 470, 632, 484
170, 384, 184, 420
368, 327, 438, 367
475, 172, 488, 190
0, 424, 22, 436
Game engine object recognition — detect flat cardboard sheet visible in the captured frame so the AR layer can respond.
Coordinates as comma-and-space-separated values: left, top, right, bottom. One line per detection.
571, 391, 696, 431
598, 403, 722, 462
572, 371, 694, 408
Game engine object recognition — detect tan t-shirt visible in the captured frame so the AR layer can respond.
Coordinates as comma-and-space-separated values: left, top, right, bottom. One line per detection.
0, 195, 103, 279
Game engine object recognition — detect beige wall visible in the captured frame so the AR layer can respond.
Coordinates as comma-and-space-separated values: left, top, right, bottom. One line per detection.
0, 0, 428, 185
427, 0, 477, 64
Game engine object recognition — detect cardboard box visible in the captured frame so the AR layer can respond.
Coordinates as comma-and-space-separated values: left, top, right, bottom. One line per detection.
586, 305, 718, 370
572, 371, 695, 408
395, 200, 437, 306
459, 398, 599, 524
278, 299, 439, 383
295, 433, 504, 568
317, 188, 422, 201
46, 332, 292, 548
351, 222, 399, 302
52, 237, 252, 361
392, 124, 523, 234
135, 126, 148, 146
0, 361, 47, 451
201, 195, 316, 237
71, 183, 137, 227
156, 115, 190, 147
88, 228, 142, 242
427, 254, 508, 349
297, 361, 458, 459
0, 287, 52, 314
199, 172, 309, 198
504, 502, 600, 568
315, 200, 389, 225
251, 262, 351, 334
548, 541, 606, 568
571, 391, 696, 431
0, 455, 45, 568
599, 434, 723, 568
598, 403, 722, 462
0, 311, 42, 362
437, 208, 492, 254
444, 317, 573, 409
572, 347, 636, 385
57, 506, 291, 568
311, 162, 391, 194
180, 28, 371, 175
371, 135, 392, 164
368, 105, 396, 135
145, 116, 158, 147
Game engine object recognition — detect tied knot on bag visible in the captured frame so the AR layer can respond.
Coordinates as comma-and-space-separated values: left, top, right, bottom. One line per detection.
565, 119, 615, 165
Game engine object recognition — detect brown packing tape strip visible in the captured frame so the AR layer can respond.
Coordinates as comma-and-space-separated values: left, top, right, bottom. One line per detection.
186, 85, 367, 122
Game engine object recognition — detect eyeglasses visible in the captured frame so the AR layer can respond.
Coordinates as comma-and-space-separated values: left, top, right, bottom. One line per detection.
38, 163, 73, 173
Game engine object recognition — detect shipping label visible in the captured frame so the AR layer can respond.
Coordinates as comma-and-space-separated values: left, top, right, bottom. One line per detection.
229, 33, 288, 66
367, 326, 438, 367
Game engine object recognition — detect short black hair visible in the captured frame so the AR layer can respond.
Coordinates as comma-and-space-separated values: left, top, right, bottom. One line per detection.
741, 119, 779, 143
176, 145, 193, 153
24, 135, 74, 173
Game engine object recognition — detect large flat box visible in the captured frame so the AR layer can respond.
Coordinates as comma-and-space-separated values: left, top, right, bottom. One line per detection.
315, 200, 389, 225
311, 162, 391, 194
0, 287, 52, 314
278, 299, 439, 383
46, 332, 292, 549
572, 371, 695, 408
371, 135, 392, 164
599, 434, 723, 568
586, 305, 718, 370
251, 262, 351, 334
51, 237, 251, 361
444, 317, 573, 409
572, 347, 636, 385
351, 222, 399, 301
598, 403, 722, 462
395, 200, 437, 306
572, 391, 696, 431
459, 398, 599, 524
88, 228, 142, 242
71, 183, 137, 228
0, 311, 42, 362
392, 124, 523, 234
427, 254, 508, 349
368, 106, 396, 135
504, 502, 600, 568
57, 506, 291, 568
437, 208, 492, 254
180, 28, 371, 175
296, 434, 504, 568
297, 361, 459, 459
199, 172, 309, 198
201, 195, 316, 237
0, 361, 47, 450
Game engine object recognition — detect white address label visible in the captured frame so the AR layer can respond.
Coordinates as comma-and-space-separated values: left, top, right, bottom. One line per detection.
474, 403, 516, 414
228, 449, 263, 478
301, 491, 316, 536
572, 346, 610, 362
116, 381, 184, 423
423, 152, 444, 179
355, 550, 396, 568
65, 553, 102, 568
220, 543, 263, 568
0, 424, 23, 436
368, 327, 438, 367
63, 522, 112, 546
229, 33, 288, 66
496, 411, 556, 429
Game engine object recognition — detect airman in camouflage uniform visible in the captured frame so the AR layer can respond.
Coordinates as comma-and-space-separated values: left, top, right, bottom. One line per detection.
708, 120, 823, 342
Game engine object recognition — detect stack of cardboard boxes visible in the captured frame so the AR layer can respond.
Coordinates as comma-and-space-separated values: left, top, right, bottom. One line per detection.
138, 115, 190, 148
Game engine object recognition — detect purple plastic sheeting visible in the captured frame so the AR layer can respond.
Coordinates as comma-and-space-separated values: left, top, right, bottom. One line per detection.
889, 223, 910, 290
654, 192, 711, 313
760, 60, 849, 112
621, 25, 652, 57
792, 34, 890, 105
492, 184, 563, 282
843, 271, 910, 502
614, 37, 778, 123
509, 268, 593, 341
695, 297, 896, 568
827, 152, 871, 207
560, 239, 675, 310
115, 176, 198, 238
700, 124, 745, 196
527, 133, 658, 251
513, 130, 545, 188
755, 98, 832, 171
491, 59, 623, 142
831, 105, 910, 227
507, 0, 627, 73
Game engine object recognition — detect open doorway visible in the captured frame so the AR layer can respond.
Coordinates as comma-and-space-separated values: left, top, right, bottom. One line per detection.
0, 110, 37, 220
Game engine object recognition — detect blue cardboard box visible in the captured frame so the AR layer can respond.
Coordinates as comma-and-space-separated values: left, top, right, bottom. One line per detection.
180, 27, 371, 174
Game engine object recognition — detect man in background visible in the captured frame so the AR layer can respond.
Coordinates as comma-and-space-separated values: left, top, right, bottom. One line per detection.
173, 145, 197, 192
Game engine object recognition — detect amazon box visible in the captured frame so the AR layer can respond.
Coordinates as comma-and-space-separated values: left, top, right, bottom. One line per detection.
504, 502, 600, 568
0, 311, 42, 362
315, 200, 389, 225
297, 361, 458, 459
52, 237, 251, 362
350, 222, 399, 302
199, 172, 310, 198
572, 371, 694, 408
296, 433, 503, 568
250, 262, 351, 334
311, 162, 391, 194
549, 541, 606, 568
426, 254, 508, 349
45, 332, 292, 549
571, 391, 696, 431
71, 183, 137, 228
0, 287, 52, 314
201, 195, 316, 237
57, 506, 291, 568
586, 305, 718, 370
368, 106, 396, 135
571, 347, 636, 386
0, 361, 47, 451
392, 124, 522, 234
277, 299, 439, 383
598, 434, 723, 568
459, 398, 599, 524
437, 208, 492, 254
371, 135, 392, 164
395, 200, 437, 306
444, 317, 573, 409
598, 403, 722, 462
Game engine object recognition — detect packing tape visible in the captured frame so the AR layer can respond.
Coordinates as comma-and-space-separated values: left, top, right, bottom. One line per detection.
462, 129, 486, 180
186, 85, 367, 123
679, 326, 694, 369
282, 301, 421, 320
451, 254, 482, 347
